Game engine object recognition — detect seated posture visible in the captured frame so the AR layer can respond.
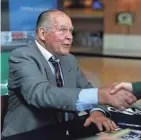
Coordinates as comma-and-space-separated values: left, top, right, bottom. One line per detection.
2, 9, 136, 137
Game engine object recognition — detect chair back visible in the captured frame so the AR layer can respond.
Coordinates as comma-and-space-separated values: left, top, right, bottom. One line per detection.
1, 95, 8, 131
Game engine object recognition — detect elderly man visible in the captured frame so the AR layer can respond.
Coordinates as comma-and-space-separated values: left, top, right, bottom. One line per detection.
2, 9, 136, 137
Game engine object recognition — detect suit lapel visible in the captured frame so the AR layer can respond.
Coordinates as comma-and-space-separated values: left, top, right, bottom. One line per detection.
60, 56, 72, 88
30, 42, 73, 87
30, 42, 56, 85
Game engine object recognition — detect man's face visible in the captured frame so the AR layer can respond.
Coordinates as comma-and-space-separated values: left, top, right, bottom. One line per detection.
45, 13, 73, 56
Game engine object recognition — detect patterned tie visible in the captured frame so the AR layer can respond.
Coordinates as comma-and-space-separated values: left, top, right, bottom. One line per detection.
49, 57, 63, 88
49, 57, 66, 122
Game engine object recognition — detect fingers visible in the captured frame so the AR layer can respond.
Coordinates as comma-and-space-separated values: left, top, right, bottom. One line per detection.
87, 112, 118, 133
102, 121, 110, 132
117, 98, 131, 110
124, 96, 135, 105
84, 118, 104, 131
111, 121, 118, 129
96, 122, 103, 131
84, 118, 92, 127
124, 91, 137, 103
102, 119, 118, 132
121, 99, 131, 109
95, 119, 118, 132
110, 89, 137, 110
121, 91, 137, 108
119, 106, 126, 111
85, 117, 118, 132
110, 82, 133, 94
110, 83, 124, 94
106, 120, 118, 131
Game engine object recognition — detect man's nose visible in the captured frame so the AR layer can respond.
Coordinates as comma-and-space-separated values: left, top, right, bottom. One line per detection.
66, 31, 73, 40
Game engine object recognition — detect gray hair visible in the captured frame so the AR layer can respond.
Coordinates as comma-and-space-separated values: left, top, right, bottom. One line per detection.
35, 9, 61, 33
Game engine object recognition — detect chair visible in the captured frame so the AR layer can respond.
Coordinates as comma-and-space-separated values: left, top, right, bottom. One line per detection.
1, 95, 8, 131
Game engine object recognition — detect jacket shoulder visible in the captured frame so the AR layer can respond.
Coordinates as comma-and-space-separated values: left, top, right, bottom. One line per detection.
9, 46, 35, 63
11, 46, 32, 56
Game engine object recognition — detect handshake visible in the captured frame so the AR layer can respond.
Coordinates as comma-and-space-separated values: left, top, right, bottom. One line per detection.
98, 82, 137, 110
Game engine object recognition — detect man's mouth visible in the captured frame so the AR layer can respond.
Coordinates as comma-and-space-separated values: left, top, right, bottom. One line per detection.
63, 44, 71, 47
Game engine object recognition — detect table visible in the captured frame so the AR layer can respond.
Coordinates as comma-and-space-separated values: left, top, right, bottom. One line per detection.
2, 117, 99, 140
2, 123, 72, 140
77, 106, 141, 140
2, 107, 141, 140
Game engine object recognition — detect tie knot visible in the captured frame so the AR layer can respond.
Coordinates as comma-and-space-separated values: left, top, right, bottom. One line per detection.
49, 57, 59, 67
49, 57, 56, 63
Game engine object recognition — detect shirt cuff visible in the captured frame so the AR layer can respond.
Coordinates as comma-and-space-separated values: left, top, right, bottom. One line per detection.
76, 88, 98, 112
90, 108, 106, 116
78, 88, 98, 104
76, 103, 96, 112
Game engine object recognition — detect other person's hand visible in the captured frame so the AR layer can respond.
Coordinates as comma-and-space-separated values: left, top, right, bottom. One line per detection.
110, 82, 133, 94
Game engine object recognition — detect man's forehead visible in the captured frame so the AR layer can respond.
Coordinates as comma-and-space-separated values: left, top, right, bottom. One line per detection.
50, 13, 73, 28
50, 12, 71, 21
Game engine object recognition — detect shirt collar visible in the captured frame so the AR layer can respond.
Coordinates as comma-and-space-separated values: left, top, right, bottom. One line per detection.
35, 40, 59, 62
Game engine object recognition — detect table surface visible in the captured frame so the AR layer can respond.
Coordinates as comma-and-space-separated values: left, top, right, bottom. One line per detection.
2, 114, 141, 140
2, 124, 141, 140
2, 123, 72, 140
2, 106, 141, 140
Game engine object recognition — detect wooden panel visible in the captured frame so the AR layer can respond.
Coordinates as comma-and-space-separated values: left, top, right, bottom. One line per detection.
72, 18, 103, 32
129, 0, 141, 35
76, 56, 141, 87
104, 0, 141, 35
104, 0, 128, 34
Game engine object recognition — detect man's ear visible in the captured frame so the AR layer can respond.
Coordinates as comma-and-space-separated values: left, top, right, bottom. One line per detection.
38, 27, 46, 41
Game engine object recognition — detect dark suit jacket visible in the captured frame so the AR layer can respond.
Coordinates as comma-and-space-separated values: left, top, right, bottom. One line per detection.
2, 42, 109, 136
132, 81, 141, 99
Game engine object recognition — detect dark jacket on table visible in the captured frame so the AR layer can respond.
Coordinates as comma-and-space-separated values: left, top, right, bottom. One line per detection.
132, 81, 141, 99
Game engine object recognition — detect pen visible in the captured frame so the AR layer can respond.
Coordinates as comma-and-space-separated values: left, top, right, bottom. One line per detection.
118, 122, 141, 128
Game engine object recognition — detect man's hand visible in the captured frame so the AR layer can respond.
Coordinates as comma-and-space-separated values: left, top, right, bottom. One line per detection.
98, 87, 137, 110
84, 111, 118, 132
109, 89, 136, 110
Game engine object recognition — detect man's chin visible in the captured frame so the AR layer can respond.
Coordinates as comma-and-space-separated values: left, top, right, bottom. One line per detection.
61, 50, 70, 55
62, 53, 70, 56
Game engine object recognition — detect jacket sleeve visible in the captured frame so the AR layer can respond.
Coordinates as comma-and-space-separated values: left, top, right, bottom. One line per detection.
132, 81, 141, 99
71, 56, 110, 117
8, 49, 81, 111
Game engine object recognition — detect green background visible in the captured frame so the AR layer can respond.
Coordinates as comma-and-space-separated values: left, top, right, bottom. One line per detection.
1, 52, 10, 95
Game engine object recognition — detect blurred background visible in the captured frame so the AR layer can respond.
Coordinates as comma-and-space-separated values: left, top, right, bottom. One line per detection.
1, 0, 141, 95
